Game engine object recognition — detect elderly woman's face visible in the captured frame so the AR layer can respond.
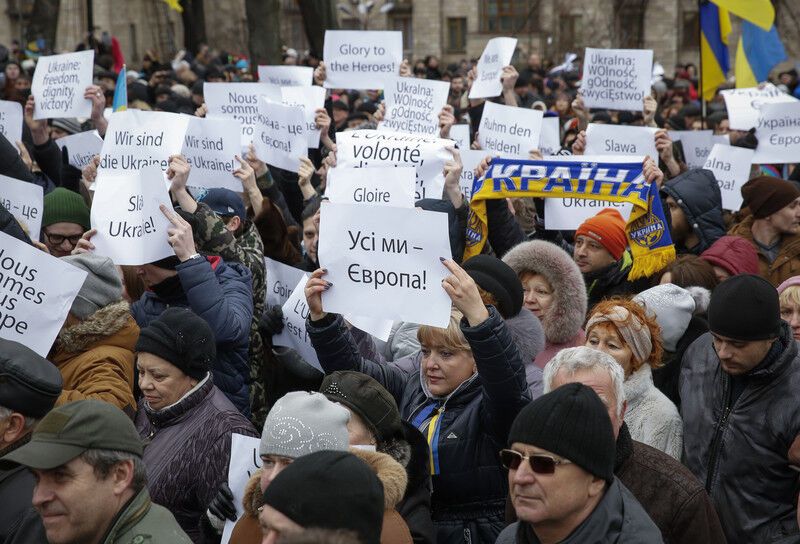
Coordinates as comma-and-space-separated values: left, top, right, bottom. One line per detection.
136, 352, 197, 410
585, 322, 635, 378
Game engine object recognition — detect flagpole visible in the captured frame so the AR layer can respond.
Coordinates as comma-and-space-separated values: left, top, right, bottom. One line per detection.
698, 0, 706, 129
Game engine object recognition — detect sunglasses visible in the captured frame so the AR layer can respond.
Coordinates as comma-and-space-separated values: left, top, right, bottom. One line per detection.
499, 449, 572, 474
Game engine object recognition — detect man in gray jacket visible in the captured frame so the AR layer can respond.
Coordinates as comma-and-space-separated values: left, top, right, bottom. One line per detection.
497, 383, 662, 543
681, 274, 800, 543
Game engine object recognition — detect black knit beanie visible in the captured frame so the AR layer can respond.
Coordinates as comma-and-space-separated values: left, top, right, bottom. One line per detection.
321, 371, 404, 446
741, 176, 800, 219
262, 451, 384, 544
508, 383, 615, 483
461, 255, 523, 318
135, 307, 216, 380
708, 274, 781, 340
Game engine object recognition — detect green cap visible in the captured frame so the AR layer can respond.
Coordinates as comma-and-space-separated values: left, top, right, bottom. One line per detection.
42, 188, 91, 230
0, 400, 143, 469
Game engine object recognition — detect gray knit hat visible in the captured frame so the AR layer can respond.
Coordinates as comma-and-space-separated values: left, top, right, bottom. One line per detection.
61, 253, 123, 319
259, 391, 350, 458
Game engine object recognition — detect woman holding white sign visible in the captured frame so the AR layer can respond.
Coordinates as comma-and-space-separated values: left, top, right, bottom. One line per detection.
304, 259, 530, 543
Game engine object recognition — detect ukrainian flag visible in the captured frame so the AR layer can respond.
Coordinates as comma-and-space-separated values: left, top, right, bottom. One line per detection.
735, 21, 787, 88
700, 1, 731, 101
112, 65, 127, 112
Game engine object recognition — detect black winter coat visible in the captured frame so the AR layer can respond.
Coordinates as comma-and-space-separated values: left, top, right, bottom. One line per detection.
0, 442, 35, 541
584, 253, 652, 312
660, 169, 726, 255
307, 306, 530, 544
652, 315, 708, 411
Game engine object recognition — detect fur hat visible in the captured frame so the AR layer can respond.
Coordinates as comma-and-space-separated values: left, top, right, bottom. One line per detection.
503, 240, 587, 344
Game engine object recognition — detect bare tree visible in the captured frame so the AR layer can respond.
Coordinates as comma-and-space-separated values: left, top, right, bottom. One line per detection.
246, 0, 282, 66
180, 0, 207, 55
298, 0, 339, 58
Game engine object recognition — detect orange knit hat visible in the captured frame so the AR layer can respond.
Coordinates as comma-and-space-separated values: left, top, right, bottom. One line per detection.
575, 208, 628, 261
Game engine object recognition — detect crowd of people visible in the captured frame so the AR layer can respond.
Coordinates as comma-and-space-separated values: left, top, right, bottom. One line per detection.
1, 33, 800, 544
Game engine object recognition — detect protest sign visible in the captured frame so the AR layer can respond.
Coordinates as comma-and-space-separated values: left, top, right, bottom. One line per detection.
753, 101, 800, 164
379, 76, 450, 136
721, 83, 798, 131
31, 50, 94, 119
204, 82, 281, 146
668, 130, 714, 168
221, 433, 262, 544
478, 101, 543, 157
459, 149, 486, 201
0, 100, 22, 143
450, 124, 470, 149
703, 144, 754, 211
99, 110, 191, 175
0, 175, 43, 239
580, 48, 653, 111
281, 86, 326, 148
712, 134, 730, 146
55, 129, 103, 169
538, 116, 561, 156
272, 274, 322, 370
181, 116, 241, 191
318, 203, 452, 327
335, 129, 452, 200
0, 231, 87, 355
257, 65, 313, 87
265, 258, 306, 308
90, 166, 175, 265
544, 198, 633, 230
585, 123, 657, 159
323, 30, 402, 90
468, 37, 517, 99
255, 99, 307, 173
326, 166, 415, 208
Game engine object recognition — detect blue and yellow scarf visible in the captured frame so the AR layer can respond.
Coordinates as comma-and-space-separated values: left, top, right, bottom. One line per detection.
464, 158, 675, 280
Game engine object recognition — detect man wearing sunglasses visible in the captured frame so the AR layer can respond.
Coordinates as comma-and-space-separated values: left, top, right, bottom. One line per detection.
41, 188, 90, 257
496, 382, 661, 543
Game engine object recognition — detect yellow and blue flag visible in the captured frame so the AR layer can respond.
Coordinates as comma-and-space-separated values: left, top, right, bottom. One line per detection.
700, 1, 731, 101
711, 0, 774, 31
464, 158, 675, 280
112, 65, 127, 112
735, 21, 787, 88
163, 0, 183, 12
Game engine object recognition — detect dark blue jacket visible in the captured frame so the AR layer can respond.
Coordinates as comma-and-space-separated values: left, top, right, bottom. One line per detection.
131, 256, 253, 416
661, 169, 726, 255
307, 306, 530, 544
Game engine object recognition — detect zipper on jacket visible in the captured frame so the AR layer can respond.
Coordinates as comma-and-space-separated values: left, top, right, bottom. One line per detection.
705, 373, 731, 492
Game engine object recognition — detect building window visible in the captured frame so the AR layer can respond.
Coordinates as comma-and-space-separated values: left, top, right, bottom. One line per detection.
447, 17, 467, 53
682, 10, 700, 48
481, 0, 538, 33
391, 15, 413, 52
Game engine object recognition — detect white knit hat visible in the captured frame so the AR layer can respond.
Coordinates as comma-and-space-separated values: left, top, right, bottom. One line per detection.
634, 284, 708, 352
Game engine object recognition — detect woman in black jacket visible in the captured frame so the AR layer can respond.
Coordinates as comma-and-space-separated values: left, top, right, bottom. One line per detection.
305, 259, 530, 543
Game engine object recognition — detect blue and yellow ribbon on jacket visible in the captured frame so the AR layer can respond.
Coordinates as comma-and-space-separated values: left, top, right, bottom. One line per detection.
463, 158, 675, 280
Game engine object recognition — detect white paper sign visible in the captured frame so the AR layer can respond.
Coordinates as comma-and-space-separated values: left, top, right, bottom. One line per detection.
478, 101, 543, 157
255, 99, 307, 173
450, 124, 470, 149
379, 76, 450, 136
204, 82, 281, 146
721, 83, 798, 131
90, 166, 175, 265
459, 149, 486, 201
221, 433, 262, 544
544, 199, 633, 230
0, 175, 43, 239
257, 65, 313, 87
56, 130, 103, 169
585, 123, 657, 159
272, 274, 322, 370
753, 101, 800, 164
580, 48, 653, 111
670, 130, 714, 168
323, 30, 402, 90
281, 86, 326, 148
181, 117, 241, 191
0, 231, 87, 355
31, 50, 94, 119
468, 37, 518, 99
318, 203, 452, 327
326, 166, 415, 208
538, 117, 561, 156
0, 100, 22, 143
704, 144, 754, 211
264, 258, 306, 308
335, 129, 453, 200
99, 110, 191, 175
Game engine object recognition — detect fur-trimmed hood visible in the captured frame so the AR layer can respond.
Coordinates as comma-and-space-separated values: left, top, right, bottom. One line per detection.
240, 448, 409, 518
52, 301, 138, 357
503, 240, 588, 343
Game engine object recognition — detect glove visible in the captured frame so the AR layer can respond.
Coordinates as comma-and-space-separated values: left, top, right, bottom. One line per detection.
260, 304, 285, 337
206, 482, 237, 533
